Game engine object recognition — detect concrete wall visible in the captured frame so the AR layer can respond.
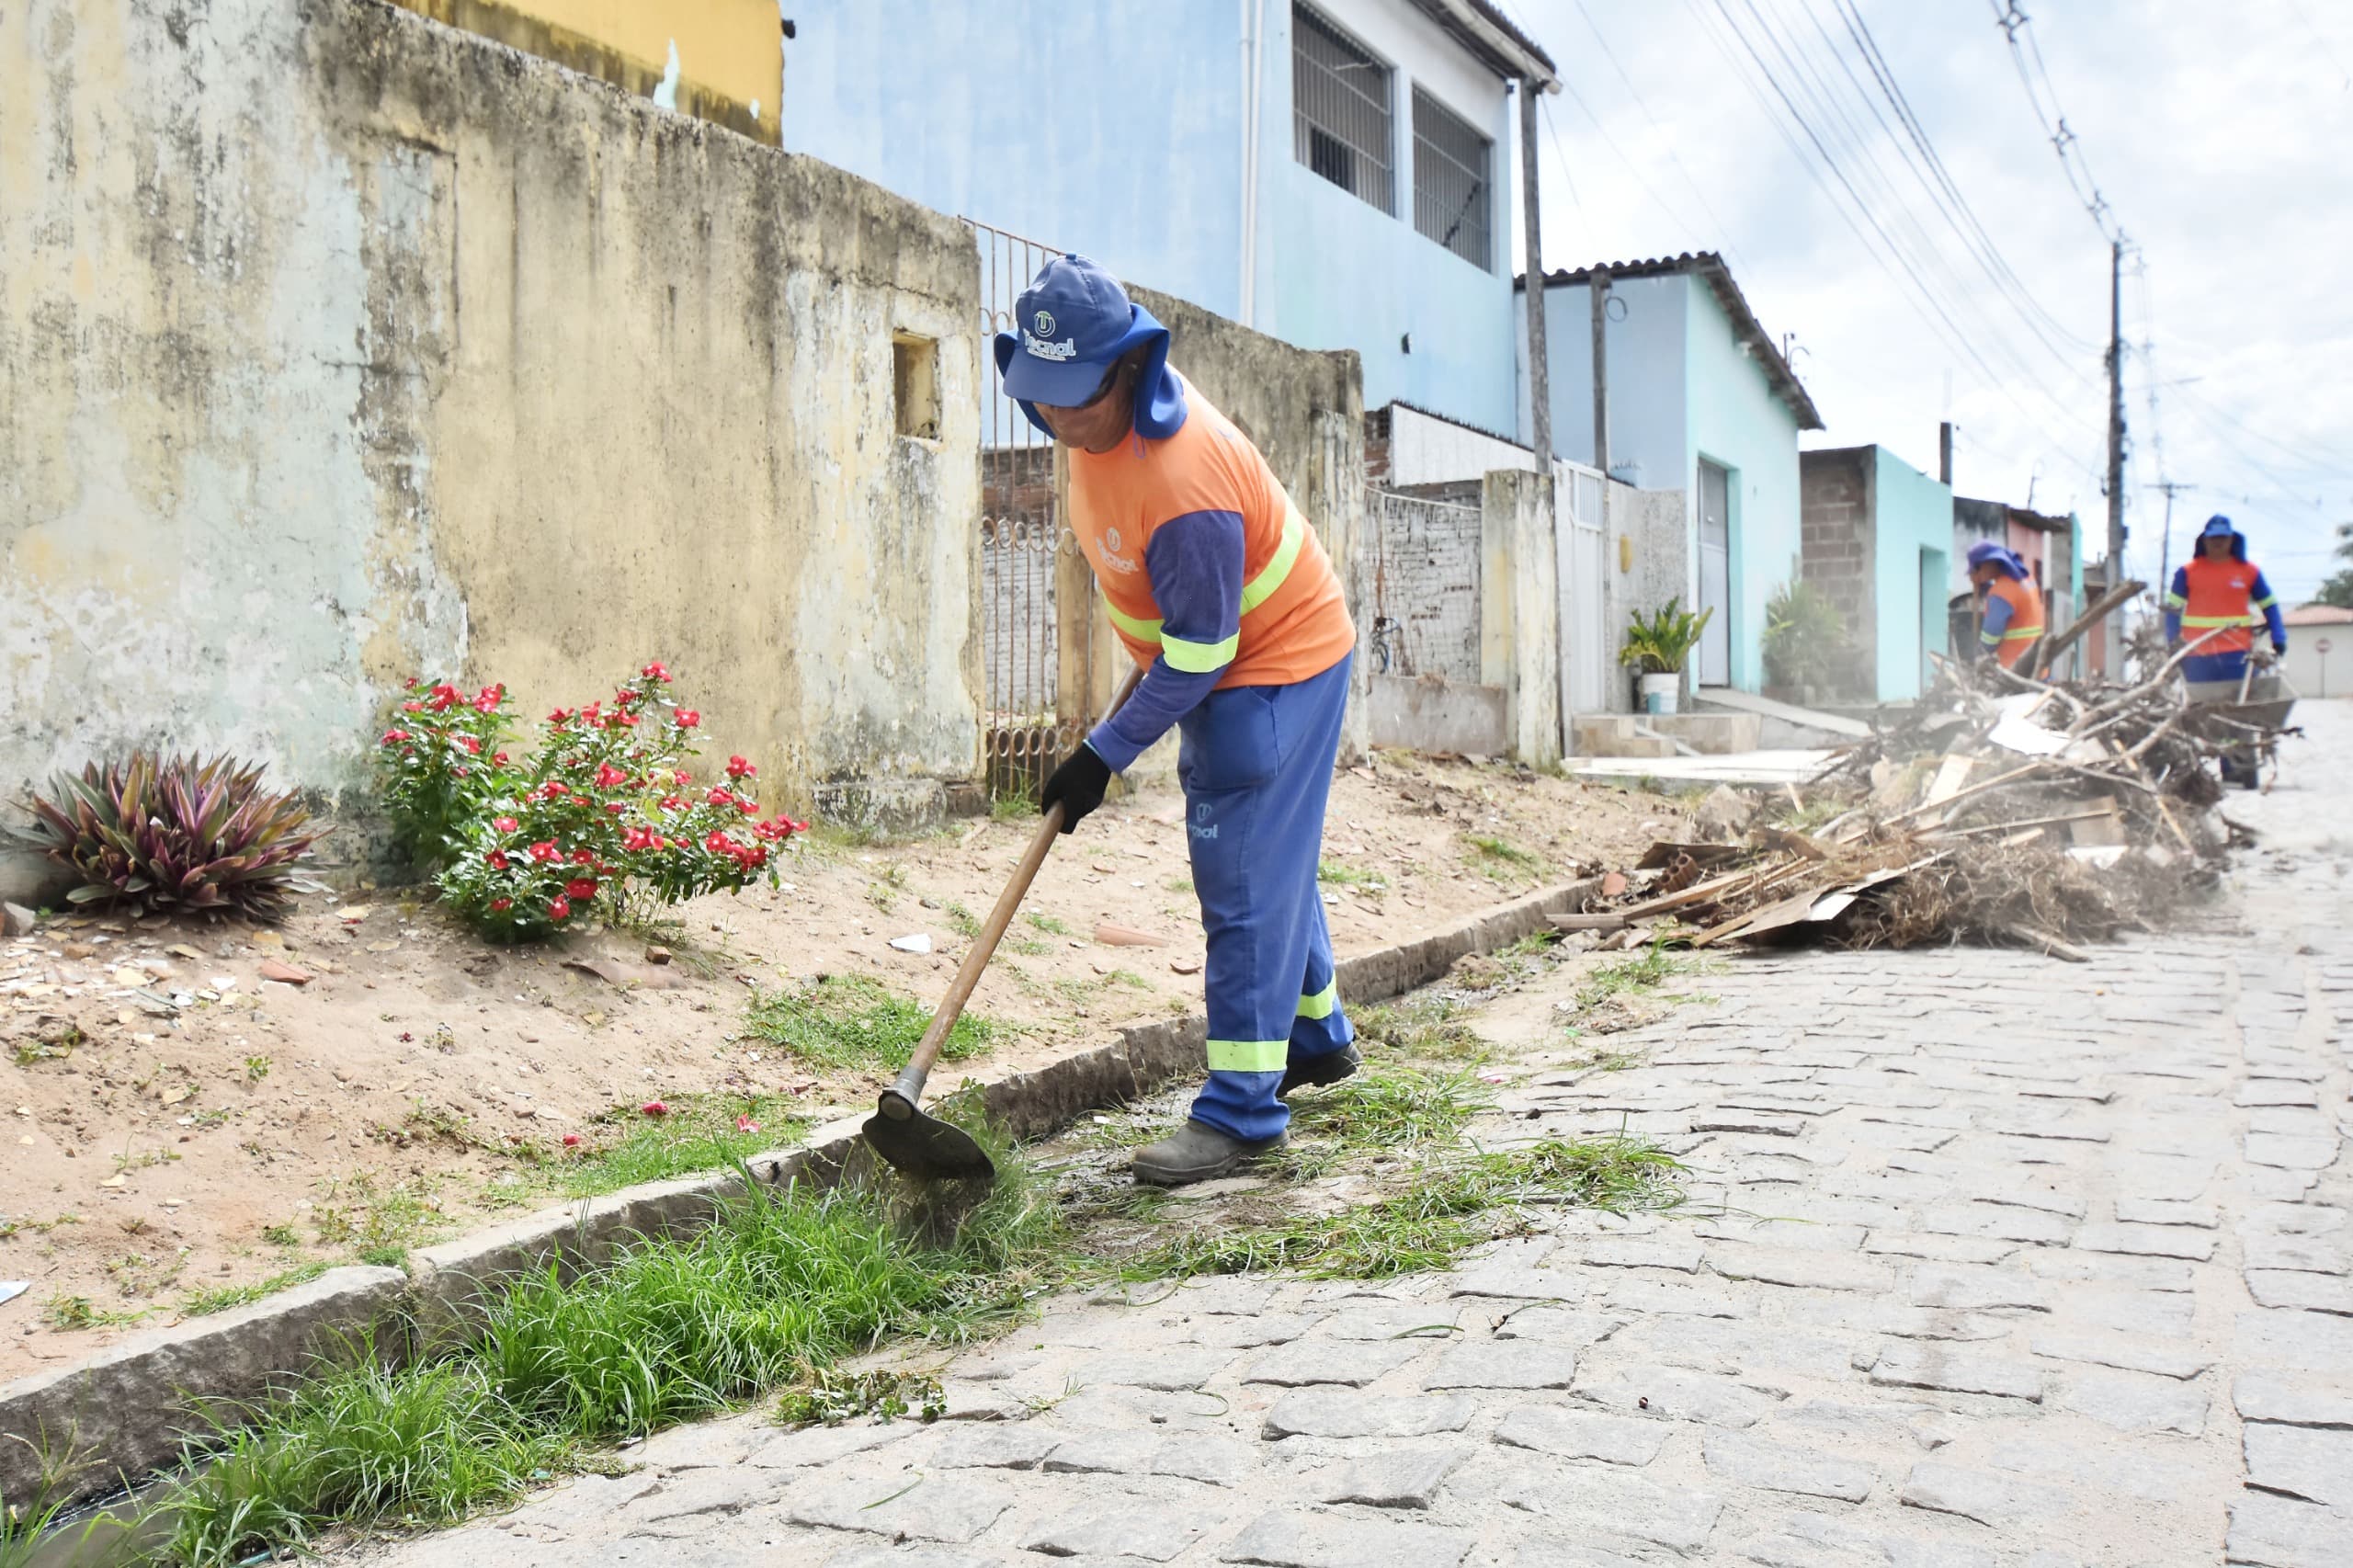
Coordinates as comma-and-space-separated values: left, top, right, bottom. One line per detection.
1869, 446, 1953, 703
1370, 491, 1484, 683
2282, 626, 2353, 699
1374, 402, 1542, 488
1799, 447, 1877, 699
777, 0, 1522, 436
1481, 471, 1560, 767
1601, 483, 1692, 715
391, 0, 781, 142
1, 0, 983, 899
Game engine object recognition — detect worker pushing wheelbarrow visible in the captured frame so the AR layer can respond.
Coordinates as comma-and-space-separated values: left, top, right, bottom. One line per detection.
2168, 516, 2300, 789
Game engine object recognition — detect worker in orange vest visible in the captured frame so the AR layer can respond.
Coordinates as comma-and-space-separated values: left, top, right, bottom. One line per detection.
996, 255, 1358, 1187
1967, 541, 2045, 670
2165, 516, 2286, 683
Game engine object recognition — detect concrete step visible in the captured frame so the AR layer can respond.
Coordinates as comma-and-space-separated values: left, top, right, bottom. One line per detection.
1569, 712, 1760, 757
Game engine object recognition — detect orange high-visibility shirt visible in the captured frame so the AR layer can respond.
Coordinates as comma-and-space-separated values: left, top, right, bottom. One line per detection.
1982, 575, 2045, 669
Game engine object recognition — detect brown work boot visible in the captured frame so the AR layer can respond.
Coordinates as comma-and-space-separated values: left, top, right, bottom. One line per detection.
1131, 1119, 1287, 1187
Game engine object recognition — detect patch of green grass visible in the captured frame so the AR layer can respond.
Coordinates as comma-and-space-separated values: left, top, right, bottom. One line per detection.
1352, 994, 1491, 1063
773, 1367, 945, 1427
1164, 876, 1193, 895
1102, 969, 1151, 993
744, 975, 994, 1072
1281, 1068, 1488, 1177
179, 1262, 332, 1319
1465, 834, 1545, 879
1024, 913, 1071, 937
157, 1127, 1063, 1565
42, 1294, 150, 1332
557, 1094, 812, 1199
991, 786, 1038, 824
244, 1055, 272, 1083
261, 1222, 303, 1248
1316, 860, 1386, 889
942, 902, 982, 940
1574, 943, 1690, 1009
311, 1175, 444, 1259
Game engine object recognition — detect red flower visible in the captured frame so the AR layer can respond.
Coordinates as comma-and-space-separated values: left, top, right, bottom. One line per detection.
539, 780, 569, 800
426, 683, 461, 712
707, 786, 735, 807
494, 750, 510, 765
452, 765, 470, 778
572, 847, 597, 865
474, 683, 504, 713
642, 661, 670, 682
457, 734, 482, 756
402, 700, 424, 714
611, 711, 640, 728
562, 1132, 582, 1148
676, 710, 700, 729
676, 768, 693, 784
581, 700, 602, 722
565, 877, 599, 901
490, 897, 513, 912
726, 756, 756, 778
735, 1115, 761, 1135
605, 801, 627, 815
738, 799, 760, 815
660, 795, 687, 812
549, 707, 572, 724
528, 841, 560, 863
705, 830, 736, 855
548, 896, 572, 921
486, 849, 510, 870
380, 729, 412, 746
596, 764, 629, 789
642, 1100, 669, 1118
493, 816, 519, 833
623, 826, 654, 851
778, 816, 809, 835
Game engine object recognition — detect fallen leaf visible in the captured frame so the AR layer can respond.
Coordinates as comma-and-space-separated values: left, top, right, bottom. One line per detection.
257, 960, 313, 986
1093, 922, 1170, 949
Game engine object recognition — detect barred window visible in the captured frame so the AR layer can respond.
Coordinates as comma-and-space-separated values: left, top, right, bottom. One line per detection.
1293, 5, 1393, 213
1413, 86, 1491, 270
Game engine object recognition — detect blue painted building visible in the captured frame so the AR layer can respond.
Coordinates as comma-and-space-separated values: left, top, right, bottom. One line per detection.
777, 0, 1553, 436
1517, 254, 1824, 694
1800, 445, 1953, 704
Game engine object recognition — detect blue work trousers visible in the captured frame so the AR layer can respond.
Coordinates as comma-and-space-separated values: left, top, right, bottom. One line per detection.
1178, 654, 1356, 1142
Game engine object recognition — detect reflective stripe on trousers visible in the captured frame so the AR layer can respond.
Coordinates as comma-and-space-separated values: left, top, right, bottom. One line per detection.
1181, 653, 1356, 1142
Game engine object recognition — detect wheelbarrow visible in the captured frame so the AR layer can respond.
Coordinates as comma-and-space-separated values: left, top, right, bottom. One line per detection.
2183, 665, 2300, 790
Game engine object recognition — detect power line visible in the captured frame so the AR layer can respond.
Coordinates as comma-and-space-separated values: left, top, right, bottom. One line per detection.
1988, 0, 2123, 244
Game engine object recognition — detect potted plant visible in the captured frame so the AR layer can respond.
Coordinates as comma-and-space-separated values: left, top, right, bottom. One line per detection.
1620, 598, 1713, 715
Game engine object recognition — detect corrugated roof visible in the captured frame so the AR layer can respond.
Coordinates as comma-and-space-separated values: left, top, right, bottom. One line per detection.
1518, 253, 1824, 432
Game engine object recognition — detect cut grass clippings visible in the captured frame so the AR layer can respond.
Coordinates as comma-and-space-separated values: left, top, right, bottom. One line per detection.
1352, 994, 1491, 1063
743, 974, 993, 1072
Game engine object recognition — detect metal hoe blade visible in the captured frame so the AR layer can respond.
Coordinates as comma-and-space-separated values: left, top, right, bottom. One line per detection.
863, 1090, 996, 1182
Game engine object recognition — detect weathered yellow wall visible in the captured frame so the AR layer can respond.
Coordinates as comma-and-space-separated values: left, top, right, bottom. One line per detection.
0, 0, 981, 898
392, 0, 781, 142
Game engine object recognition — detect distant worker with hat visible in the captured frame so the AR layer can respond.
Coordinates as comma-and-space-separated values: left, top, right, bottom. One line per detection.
2165, 515, 2286, 684
995, 254, 1358, 1187
1966, 541, 2046, 670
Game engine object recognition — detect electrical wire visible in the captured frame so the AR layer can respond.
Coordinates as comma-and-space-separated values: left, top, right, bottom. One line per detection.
1988, 0, 2122, 244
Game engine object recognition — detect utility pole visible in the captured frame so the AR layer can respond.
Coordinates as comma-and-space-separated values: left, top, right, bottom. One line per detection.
1938, 421, 1953, 487
1589, 268, 1610, 481
2104, 238, 2128, 675
1519, 79, 1550, 472
2154, 479, 2189, 601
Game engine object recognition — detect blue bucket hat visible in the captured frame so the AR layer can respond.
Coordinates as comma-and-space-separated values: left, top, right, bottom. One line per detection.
2199, 514, 2247, 559
1966, 540, 2027, 579
993, 254, 1185, 439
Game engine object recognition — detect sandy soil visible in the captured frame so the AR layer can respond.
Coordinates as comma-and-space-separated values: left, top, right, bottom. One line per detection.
0, 753, 1686, 1380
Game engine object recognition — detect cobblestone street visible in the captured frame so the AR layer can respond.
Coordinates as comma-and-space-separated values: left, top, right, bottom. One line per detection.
342, 704, 2353, 1568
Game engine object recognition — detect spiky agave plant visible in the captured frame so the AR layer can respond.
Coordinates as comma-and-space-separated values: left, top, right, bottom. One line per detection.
15, 753, 324, 920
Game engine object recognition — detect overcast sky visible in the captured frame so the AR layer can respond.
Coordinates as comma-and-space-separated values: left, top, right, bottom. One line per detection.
1503, 0, 2353, 599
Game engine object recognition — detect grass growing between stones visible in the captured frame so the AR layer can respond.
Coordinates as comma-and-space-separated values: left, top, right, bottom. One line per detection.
1353, 994, 1492, 1063
145, 1131, 1063, 1567
742, 974, 993, 1072
1277, 1067, 1489, 1178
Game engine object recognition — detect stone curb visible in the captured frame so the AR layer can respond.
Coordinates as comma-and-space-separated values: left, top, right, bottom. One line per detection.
1, 878, 1587, 1512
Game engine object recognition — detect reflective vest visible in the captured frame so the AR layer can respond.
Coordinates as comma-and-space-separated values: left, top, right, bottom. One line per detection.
1070, 375, 1355, 687
1984, 575, 2045, 669
2174, 556, 2265, 655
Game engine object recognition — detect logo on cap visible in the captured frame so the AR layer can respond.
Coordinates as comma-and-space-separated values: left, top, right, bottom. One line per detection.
1034, 310, 1056, 336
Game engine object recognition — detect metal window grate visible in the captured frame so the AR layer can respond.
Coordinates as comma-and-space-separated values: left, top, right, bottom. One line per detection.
1293, 4, 1393, 213
1412, 86, 1490, 270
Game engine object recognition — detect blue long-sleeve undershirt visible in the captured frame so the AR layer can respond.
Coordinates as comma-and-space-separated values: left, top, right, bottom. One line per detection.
1978, 588, 2015, 651
1085, 510, 1245, 774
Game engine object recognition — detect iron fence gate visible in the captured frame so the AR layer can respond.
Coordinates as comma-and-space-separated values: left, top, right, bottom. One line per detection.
971, 219, 1096, 798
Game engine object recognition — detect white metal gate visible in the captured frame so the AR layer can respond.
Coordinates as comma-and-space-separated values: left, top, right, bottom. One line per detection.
1698, 458, 1732, 687
1557, 461, 1608, 720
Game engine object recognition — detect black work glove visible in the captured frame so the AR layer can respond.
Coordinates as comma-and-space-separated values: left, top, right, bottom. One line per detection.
1039, 743, 1112, 835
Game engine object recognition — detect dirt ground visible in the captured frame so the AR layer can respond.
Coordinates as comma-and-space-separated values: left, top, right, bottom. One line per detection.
0, 752, 1687, 1381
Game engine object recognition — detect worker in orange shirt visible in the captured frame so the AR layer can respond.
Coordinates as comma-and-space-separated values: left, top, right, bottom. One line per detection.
995, 255, 1358, 1187
1967, 542, 2046, 670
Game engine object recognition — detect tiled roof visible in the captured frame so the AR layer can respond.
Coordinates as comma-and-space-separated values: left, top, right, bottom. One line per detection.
2284, 604, 2353, 626
1407, 0, 1557, 83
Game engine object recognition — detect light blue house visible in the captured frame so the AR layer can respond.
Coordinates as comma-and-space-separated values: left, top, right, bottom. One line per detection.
1517, 254, 1824, 694
777, 0, 1554, 437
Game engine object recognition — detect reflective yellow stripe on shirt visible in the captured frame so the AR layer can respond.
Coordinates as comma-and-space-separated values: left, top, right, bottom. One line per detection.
1206, 1038, 1290, 1074
1297, 982, 1337, 1020
1097, 509, 1309, 667
2179, 613, 2259, 629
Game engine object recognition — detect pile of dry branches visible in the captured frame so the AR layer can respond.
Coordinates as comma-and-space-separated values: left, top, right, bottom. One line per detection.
1563, 619, 2289, 960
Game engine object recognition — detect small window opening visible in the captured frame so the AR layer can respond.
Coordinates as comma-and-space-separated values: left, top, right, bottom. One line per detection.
892, 333, 939, 440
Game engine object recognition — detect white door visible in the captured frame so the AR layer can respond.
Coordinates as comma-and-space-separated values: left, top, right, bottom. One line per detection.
1556, 465, 1608, 725
1698, 459, 1732, 687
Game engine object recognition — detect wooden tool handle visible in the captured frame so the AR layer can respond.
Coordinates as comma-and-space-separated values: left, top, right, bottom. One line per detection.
886, 667, 1145, 1108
